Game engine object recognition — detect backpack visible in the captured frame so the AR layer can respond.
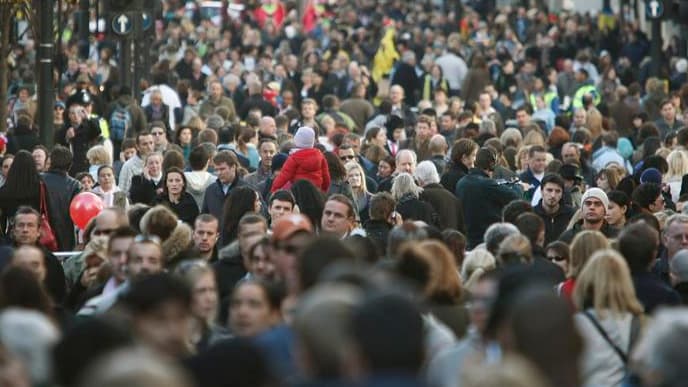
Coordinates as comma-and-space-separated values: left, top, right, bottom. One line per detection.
109, 104, 132, 141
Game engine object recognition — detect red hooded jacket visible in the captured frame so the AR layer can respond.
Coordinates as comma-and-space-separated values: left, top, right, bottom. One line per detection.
271, 148, 331, 192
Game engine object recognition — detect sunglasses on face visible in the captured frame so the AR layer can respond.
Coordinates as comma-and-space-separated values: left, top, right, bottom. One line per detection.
340, 155, 356, 161
547, 255, 567, 262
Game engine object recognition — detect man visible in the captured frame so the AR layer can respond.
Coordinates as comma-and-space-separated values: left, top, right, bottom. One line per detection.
396, 149, 417, 175
569, 107, 587, 133
559, 188, 618, 243
238, 80, 277, 119
184, 145, 217, 210
407, 115, 433, 162
321, 194, 357, 239
428, 135, 448, 175
339, 82, 375, 132
561, 142, 594, 186
390, 51, 420, 106
118, 131, 155, 195
415, 161, 464, 232
215, 214, 268, 320
669, 249, 688, 304
534, 174, 575, 244
389, 85, 416, 127
363, 192, 397, 257
519, 145, 547, 201
4, 207, 66, 303
259, 116, 278, 140
455, 147, 522, 248
438, 112, 458, 145
32, 146, 49, 173
655, 99, 683, 138
63, 208, 129, 287
571, 68, 600, 111
592, 131, 628, 174
244, 139, 277, 189
11, 245, 48, 283
199, 80, 237, 122
78, 233, 165, 316
476, 91, 504, 133
201, 151, 248, 245
42, 145, 81, 251
268, 190, 295, 227
269, 213, 314, 295
514, 105, 532, 130
149, 122, 169, 152
618, 222, 681, 314
655, 214, 688, 285
192, 214, 220, 262
434, 36, 468, 96
289, 98, 320, 134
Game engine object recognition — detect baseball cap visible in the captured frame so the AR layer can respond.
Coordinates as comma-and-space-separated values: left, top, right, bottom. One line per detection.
271, 214, 313, 243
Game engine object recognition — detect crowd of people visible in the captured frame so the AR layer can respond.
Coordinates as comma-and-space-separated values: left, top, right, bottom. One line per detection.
3, 0, 688, 386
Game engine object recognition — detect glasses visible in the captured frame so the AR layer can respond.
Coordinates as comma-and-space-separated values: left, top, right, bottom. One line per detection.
93, 228, 116, 236
340, 155, 356, 161
547, 255, 567, 262
134, 234, 161, 245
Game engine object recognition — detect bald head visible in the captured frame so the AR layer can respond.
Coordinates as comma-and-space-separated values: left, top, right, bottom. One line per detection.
93, 208, 128, 237
670, 250, 688, 285
260, 116, 277, 137
429, 134, 448, 155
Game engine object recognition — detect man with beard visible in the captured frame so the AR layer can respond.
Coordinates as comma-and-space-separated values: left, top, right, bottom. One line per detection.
558, 188, 618, 243
534, 174, 574, 244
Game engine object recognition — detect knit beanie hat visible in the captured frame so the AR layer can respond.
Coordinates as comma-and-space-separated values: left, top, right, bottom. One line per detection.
581, 187, 609, 210
293, 126, 315, 149
640, 168, 662, 185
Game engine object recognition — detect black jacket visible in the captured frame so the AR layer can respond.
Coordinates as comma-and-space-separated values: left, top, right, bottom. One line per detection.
455, 169, 522, 248
533, 201, 575, 245
420, 183, 465, 232
129, 174, 164, 205
157, 192, 200, 226
440, 162, 468, 193
213, 242, 247, 323
55, 119, 101, 176
674, 282, 688, 305
558, 221, 618, 244
363, 219, 392, 257
395, 193, 438, 227
42, 171, 81, 251
238, 94, 277, 120
632, 271, 681, 314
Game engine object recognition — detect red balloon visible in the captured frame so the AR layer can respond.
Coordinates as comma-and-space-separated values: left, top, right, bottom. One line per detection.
70, 192, 104, 229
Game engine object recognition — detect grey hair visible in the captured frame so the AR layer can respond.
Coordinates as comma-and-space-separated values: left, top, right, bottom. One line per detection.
670, 250, 688, 282
391, 173, 423, 200
395, 149, 417, 165
484, 222, 520, 256
414, 161, 440, 186
0, 308, 60, 384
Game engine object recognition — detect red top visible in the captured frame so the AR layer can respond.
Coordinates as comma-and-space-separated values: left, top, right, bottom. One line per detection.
271, 148, 331, 193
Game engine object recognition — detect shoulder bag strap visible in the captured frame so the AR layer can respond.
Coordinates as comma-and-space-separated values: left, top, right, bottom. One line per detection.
583, 310, 628, 364
39, 182, 48, 215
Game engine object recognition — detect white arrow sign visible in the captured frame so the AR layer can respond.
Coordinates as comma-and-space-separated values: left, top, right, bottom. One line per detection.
112, 14, 132, 35
117, 15, 128, 31
647, 0, 664, 18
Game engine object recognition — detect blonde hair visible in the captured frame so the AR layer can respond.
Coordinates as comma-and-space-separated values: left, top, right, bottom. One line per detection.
523, 130, 546, 147
391, 172, 423, 200
665, 150, 688, 181
86, 145, 112, 166
418, 240, 463, 303
462, 354, 549, 387
461, 248, 496, 290
569, 230, 609, 278
586, 108, 603, 139
573, 249, 644, 317
344, 161, 369, 195
515, 145, 531, 171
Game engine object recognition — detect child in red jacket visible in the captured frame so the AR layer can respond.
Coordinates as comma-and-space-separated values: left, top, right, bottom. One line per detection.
271, 126, 331, 192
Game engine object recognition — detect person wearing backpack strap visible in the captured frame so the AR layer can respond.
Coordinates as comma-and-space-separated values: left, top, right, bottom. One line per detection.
105, 86, 148, 157
573, 249, 645, 387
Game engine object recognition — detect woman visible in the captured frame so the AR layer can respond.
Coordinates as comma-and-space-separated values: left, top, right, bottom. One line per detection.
557, 230, 610, 300
545, 241, 570, 274
345, 162, 372, 224
421, 64, 449, 102
221, 186, 261, 246
143, 90, 171, 133
0, 150, 41, 232
363, 127, 388, 152
247, 237, 275, 281
158, 167, 199, 225
376, 155, 396, 192
419, 240, 469, 338
596, 165, 625, 193
92, 165, 128, 209
75, 172, 95, 191
324, 151, 354, 202
573, 249, 644, 387
0, 154, 14, 188
129, 152, 164, 205
606, 190, 630, 229
228, 125, 260, 171
229, 279, 282, 337
290, 179, 326, 231
664, 150, 688, 203
175, 260, 229, 352
86, 145, 112, 181
432, 87, 450, 116
441, 138, 478, 192
175, 126, 195, 163
391, 173, 438, 226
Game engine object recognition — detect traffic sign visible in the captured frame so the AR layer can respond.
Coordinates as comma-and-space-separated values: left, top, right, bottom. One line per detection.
646, 0, 664, 19
142, 12, 153, 31
112, 14, 132, 35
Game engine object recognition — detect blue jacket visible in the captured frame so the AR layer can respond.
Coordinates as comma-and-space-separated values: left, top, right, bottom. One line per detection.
201, 177, 248, 245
